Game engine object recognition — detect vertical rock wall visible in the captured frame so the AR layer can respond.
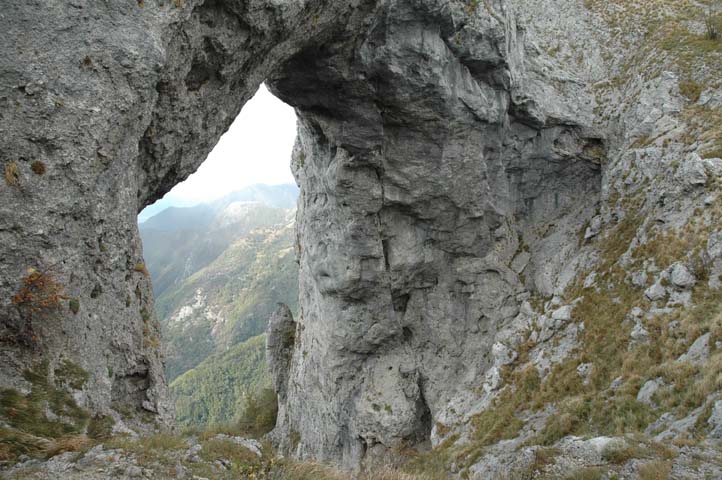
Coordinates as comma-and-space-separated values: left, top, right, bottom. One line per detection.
267, 0, 603, 468
0, 0, 361, 433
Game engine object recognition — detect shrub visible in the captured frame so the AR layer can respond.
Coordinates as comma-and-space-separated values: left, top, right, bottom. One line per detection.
237, 388, 278, 438
12, 269, 69, 318
30, 161, 46, 175
134, 262, 150, 277
705, 6, 721, 40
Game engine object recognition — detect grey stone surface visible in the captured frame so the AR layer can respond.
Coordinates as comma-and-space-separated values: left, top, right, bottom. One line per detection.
2, 0, 722, 473
678, 333, 711, 365
0, 0, 366, 433
267, 0, 603, 468
670, 262, 696, 289
265, 304, 296, 405
637, 378, 663, 406
644, 282, 667, 301
708, 400, 722, 440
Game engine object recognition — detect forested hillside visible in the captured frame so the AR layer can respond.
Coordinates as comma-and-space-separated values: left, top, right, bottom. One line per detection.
170, 335, 269, 428
139, 185, 298, 427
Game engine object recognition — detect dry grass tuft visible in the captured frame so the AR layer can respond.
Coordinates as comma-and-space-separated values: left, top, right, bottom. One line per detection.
44, 435, 90, 458
5, 161, 19, 186
563, 466, 604, 480
638, 460, 671, 480
12, 268, 69, 318
30, 161, 46, 175
133, 262, 150, 277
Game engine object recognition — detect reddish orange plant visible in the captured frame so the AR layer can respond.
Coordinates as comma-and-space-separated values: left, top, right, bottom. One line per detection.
12, 268, 69, 316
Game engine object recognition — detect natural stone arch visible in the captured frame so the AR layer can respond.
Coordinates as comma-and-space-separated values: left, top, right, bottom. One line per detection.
1, 0, 602, 470
264, 1, 603, 469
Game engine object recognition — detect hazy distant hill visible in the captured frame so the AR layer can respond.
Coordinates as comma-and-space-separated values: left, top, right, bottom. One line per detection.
139, 184, 299, 427
157, 219, 298, 381
140, 184, 299, 298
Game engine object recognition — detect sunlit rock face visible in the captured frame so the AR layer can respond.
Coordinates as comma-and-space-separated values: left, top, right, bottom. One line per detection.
266, 1, 603, 469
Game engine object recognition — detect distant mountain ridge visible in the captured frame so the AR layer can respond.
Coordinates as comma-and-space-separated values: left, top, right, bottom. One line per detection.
139, 184, 299, 427
139, 183, 299, 225
140, 184, 299, 297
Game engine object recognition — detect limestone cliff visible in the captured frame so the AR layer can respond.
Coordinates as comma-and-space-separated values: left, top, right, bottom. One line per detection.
1, 0, 721, 477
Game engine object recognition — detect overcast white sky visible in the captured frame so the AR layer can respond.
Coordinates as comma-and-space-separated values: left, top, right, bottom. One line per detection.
146, 84, 297, 208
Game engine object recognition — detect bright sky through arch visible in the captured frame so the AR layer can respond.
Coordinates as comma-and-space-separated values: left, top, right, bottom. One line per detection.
139, 84, 297, 221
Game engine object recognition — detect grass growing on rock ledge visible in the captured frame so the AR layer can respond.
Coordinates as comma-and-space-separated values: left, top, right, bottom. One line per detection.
5, 428, 452, 480
451, 188, 722, 474
0, 361, 91, 465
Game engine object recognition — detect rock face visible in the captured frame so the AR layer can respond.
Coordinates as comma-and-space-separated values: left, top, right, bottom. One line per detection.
0, 0, 361, 433
266, 0, 603, 468
1, 0, 721, 474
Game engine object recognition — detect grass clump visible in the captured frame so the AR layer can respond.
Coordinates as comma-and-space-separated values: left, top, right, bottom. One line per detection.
199, 437, 262, 472
679, 79, 703, 102
0, 361, 92, 464
133, 262, 150, 277
106, 432, 187, 463
563, 467, 604, 480
601, 440, 650, 464
87, 415, 115, 440
30, 161, 46, 175
638, 460, 671, 480
55, 359, 89, 390
704, 5, 721, 41
4, 161, 19, 186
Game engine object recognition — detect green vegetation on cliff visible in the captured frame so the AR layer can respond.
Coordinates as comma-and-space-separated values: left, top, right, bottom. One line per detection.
170, 335, 271, 428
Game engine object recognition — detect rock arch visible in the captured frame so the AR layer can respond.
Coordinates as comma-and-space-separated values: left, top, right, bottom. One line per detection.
1, 0, 602, 469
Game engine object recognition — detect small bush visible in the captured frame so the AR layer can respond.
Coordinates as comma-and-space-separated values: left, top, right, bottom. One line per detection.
237, 388, 278, 438
30, 161, 46, 175
68, 298, 80, 315
12, 269, 69, 318
133, 263, 150, 277
87, 415, 114, 440
705, 6, 721, 40
4, 162, 19, 186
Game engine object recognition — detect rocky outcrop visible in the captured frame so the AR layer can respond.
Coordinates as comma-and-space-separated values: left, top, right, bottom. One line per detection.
2, 0, 721, 474
0, 0, 361, 435
266, 0, 605, 468
266, 304, 296, 404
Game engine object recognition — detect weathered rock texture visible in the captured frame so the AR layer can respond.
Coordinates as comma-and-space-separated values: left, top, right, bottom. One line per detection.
0, 0, 362, 434
2, 0, 721, 475
266, 0, 605, 469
